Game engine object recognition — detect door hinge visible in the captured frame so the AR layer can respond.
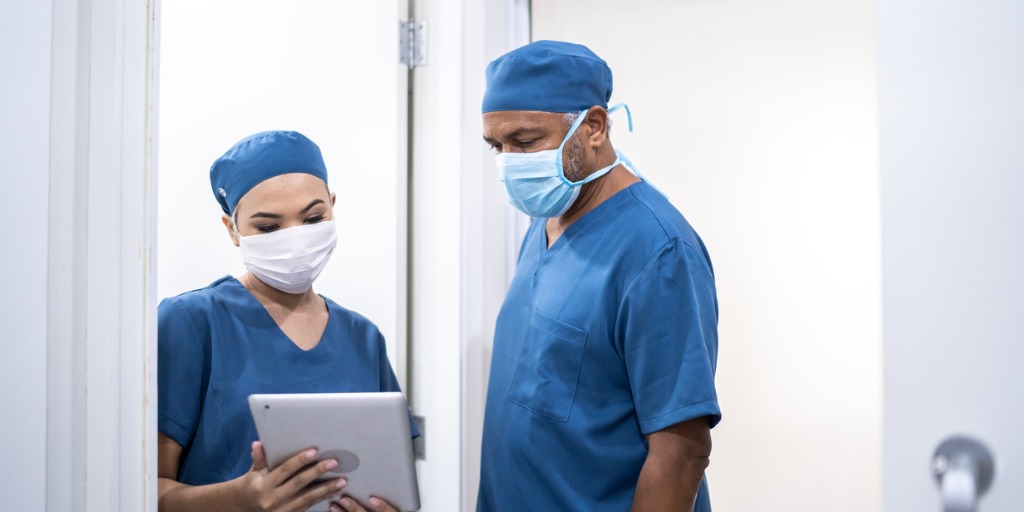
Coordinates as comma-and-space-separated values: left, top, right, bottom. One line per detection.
412, 415, 426, 460
399, 20, 427, 69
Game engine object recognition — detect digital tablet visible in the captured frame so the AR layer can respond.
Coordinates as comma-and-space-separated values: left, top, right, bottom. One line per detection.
248, 392, 421, 511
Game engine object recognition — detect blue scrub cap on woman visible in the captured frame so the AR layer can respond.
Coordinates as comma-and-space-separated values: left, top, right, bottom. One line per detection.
482, 40, 613, 114
210, 130, 328, 214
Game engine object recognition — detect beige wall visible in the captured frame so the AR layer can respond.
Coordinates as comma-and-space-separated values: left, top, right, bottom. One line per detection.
533, 1, 883, 510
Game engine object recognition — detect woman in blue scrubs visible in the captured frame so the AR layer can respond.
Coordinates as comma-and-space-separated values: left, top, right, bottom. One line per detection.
157, 131, 404, 512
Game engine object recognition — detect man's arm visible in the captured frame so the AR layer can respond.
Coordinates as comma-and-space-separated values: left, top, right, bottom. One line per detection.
631, 416, 712, 512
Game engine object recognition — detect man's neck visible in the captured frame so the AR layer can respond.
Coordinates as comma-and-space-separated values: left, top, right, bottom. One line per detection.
545, 164, 640, 248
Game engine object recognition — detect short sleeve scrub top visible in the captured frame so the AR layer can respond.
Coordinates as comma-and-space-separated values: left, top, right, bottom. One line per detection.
478, 181, 721, 511
158, 276, 413, 485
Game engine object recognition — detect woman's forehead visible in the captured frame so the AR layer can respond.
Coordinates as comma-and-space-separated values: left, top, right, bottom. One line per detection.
235, 173, 330, 215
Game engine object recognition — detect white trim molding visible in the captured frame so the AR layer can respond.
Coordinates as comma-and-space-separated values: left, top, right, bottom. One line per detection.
47, 0, 158, 510
408, 0, 520, 510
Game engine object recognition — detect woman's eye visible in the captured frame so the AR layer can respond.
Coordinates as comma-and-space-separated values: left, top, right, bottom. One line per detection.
304, 215, 326, 224
256, 224, 279, 233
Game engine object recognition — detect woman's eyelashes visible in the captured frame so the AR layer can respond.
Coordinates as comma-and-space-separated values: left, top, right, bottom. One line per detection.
251, 214, 326, 233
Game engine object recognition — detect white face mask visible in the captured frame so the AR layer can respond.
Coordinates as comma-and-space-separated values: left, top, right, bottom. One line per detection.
238, 220, 338, 294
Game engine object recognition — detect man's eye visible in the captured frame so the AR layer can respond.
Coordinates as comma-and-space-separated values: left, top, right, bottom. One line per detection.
517, 139, 536, 148
489, 144, 503, 154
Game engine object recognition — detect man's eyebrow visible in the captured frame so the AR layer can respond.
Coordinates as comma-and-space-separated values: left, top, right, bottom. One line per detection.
483, 128, 546, 143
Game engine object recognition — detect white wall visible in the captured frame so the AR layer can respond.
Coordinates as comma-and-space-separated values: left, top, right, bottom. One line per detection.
876, 0, 1024, 509
0, 1, 54, 510
532, 1, 883, 510
158, 0, 408, 377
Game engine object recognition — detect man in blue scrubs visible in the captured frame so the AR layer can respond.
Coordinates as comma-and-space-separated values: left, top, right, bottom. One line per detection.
478, 41, 721, 511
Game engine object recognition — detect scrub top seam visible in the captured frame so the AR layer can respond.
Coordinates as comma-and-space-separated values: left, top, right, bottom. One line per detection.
158, 413, 194, 448
629, 184, 705, 255
181, 297, 213, 433
638, 399, 722, 435
618, 240, 676, 313
158, 296, 208, 449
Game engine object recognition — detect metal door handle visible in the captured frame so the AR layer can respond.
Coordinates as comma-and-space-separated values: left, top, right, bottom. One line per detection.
932, 436, 995, 512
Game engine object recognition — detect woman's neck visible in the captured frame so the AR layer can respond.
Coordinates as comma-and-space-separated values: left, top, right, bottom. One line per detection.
239, 272, 321, 312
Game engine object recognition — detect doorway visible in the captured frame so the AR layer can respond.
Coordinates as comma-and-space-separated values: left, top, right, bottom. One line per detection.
158, 0, 411, 380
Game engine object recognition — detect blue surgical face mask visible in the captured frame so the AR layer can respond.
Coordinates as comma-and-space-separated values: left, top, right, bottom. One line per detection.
495, 103, 634, 218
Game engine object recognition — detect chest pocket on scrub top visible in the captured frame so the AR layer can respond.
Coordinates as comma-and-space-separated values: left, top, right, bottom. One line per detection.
507, 309, 589, 421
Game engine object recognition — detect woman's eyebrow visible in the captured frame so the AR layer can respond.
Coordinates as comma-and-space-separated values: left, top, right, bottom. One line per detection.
300, 199, 325, 214
248, 199, 325, 219
249, 211, 282, 219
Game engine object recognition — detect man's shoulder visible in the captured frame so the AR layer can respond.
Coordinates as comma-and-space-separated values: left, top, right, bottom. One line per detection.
618, 181, 702, 249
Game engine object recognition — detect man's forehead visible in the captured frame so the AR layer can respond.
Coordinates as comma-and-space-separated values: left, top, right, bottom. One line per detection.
482, 110, 565, 137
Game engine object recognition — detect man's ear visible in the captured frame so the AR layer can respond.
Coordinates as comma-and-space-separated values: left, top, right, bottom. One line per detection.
222, 213, 241, 247
582, 105, 609, 148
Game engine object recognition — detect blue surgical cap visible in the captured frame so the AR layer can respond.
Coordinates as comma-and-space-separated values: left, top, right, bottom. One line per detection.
482, 40, 613, 114
210, 130, 328, 214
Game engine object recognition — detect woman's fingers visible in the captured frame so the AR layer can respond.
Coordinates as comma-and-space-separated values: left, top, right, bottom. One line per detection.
277, 455, 344, 499
281, 476, 347, 512
250, 441, 268, 471
262, 447, 319, 488
335, 495, 399, 512
240, 443, 355, 511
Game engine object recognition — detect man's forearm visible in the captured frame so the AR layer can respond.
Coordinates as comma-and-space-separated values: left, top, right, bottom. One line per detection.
631, 450, 708, 512
631, 417, 713, 512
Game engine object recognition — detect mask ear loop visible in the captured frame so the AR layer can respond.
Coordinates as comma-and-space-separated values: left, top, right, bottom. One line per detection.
555, 110, 592, 186
607, 103, 669, 198
608, 103, 640, 176
608, 103, 634, 133
559, 106, 630, 186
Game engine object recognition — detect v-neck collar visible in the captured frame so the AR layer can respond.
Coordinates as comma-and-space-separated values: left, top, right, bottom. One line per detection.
540, 181, 642, 260
225, 276, 332, 353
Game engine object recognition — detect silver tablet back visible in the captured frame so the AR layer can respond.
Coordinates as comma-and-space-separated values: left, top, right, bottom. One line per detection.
249, 392, 421, 511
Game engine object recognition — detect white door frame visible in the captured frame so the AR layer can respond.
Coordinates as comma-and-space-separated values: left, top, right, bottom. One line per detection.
47, 0, 158, 510
408, 0, 524, 509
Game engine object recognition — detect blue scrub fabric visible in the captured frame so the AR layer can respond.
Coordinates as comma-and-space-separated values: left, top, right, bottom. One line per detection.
158, 276, 415, 485
478, 180, 721, 511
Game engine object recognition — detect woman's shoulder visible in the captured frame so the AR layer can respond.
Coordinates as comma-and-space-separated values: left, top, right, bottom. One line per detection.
159, 275, 242, 316
321, 296, 384, 338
